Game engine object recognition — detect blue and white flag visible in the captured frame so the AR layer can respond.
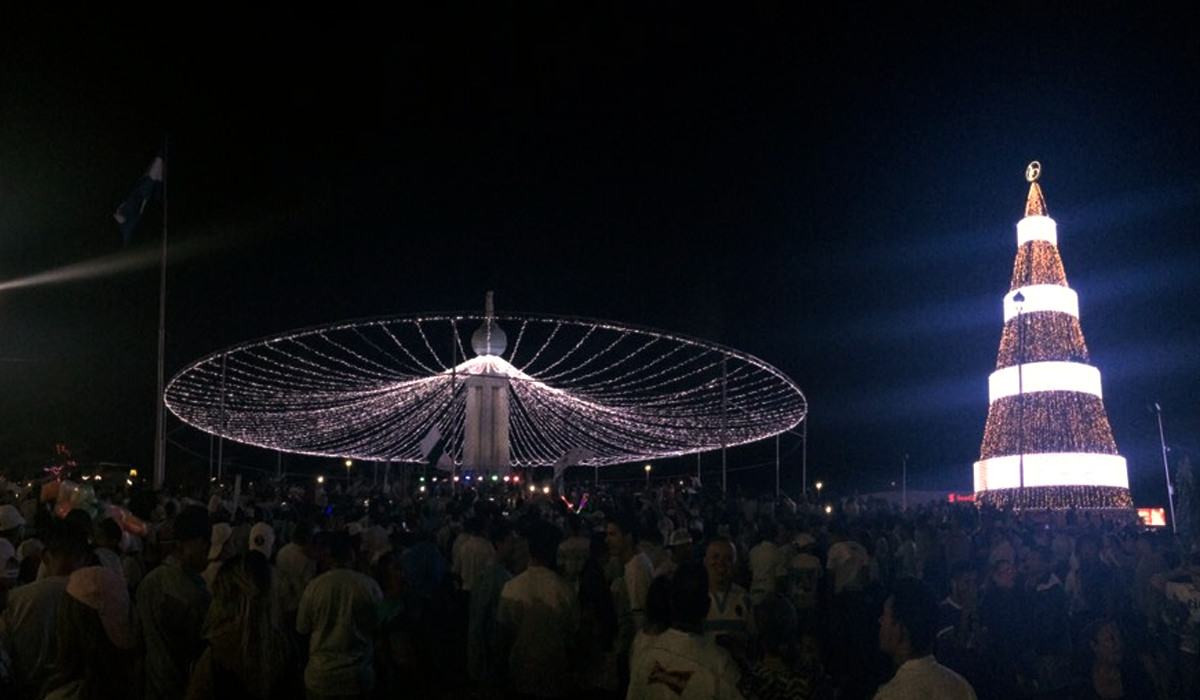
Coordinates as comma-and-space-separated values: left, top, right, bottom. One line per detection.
114, 155, 164, 245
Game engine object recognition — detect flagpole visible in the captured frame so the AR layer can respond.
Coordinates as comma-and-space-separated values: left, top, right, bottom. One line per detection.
153, 136, 169, 491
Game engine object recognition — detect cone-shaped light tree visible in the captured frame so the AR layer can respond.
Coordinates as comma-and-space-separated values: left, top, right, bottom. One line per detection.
974, 162, 1133, 511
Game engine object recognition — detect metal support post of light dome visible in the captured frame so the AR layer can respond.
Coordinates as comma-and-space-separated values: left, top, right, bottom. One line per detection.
801, 415, 808, 500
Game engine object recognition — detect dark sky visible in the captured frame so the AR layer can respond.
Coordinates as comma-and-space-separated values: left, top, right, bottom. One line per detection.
2, 6, 1199, 502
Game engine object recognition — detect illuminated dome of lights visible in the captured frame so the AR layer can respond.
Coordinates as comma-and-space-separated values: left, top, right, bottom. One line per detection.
164, 298, 808, 470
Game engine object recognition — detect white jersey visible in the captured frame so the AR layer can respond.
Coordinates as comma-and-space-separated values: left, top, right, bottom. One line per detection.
704, 583, 752, 642
872, 655, 977, 700
626, 628, 745, 700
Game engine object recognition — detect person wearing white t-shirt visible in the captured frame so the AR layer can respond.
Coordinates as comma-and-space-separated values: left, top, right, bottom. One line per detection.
0, 520, 91, 699
627, 560, 745, 700
746, 522, 782, 605
873, 579, 977, 700
296, 530, 384, 700
275, 519, 316, 628
556, 513, 592, 589
607, 515, 655, 689
453, 513, 495, 593
703, 538, 753, 660
497, 520, 579, 699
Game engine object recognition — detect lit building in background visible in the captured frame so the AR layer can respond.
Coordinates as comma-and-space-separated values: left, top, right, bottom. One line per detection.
974, 162, 1133, 511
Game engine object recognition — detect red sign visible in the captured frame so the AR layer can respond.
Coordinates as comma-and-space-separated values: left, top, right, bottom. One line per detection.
1137, 508, 1166, 527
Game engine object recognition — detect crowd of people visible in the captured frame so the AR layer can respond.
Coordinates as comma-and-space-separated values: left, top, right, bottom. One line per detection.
0, 473, 1198, 699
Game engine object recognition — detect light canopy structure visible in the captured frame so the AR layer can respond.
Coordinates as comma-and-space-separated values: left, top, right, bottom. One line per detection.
164, 298, 807, 472
974, 163, 1133, 510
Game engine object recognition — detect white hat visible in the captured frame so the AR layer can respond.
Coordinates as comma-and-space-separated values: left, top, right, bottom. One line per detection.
667, 529, 693, 547
361, 525, 390, 558
0, 504, 25, 531
67, 566, 136, 650
16, 537, 44, 562
249, 522, 275, 557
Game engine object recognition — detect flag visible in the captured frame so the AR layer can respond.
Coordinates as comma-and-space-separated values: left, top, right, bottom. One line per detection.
420, 425, 453, 471
418, 425, 442, 460
553, 447, 595, 483
114, 154, 164, 245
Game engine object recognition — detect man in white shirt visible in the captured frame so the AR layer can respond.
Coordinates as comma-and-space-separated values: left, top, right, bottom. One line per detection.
0, 520, 90, 700
275, 519, 316, 628
497, 520, 579, 699
703, 538, 753, 656
556, 513, 591, 588
607, 514, 655, 688
296, 530, 384, 700
607, 516, 654, 646
454, 513, 495, 593
874, 579, 977, 700
781, 531, 822, 620
746, 522, 781, 605
626, 560, 745, 700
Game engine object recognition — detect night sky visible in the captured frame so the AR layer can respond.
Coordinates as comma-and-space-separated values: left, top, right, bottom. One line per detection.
2, 6, 1199, 504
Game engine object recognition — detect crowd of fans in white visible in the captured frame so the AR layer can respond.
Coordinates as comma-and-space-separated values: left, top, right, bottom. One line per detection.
1, 474, 1199, 700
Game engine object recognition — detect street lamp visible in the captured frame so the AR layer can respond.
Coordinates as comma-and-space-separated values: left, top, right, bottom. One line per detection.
815, 481, 823, 501
344, 459, 353, 484
1155, 403, 1177, 534
644, 464, 652, 490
